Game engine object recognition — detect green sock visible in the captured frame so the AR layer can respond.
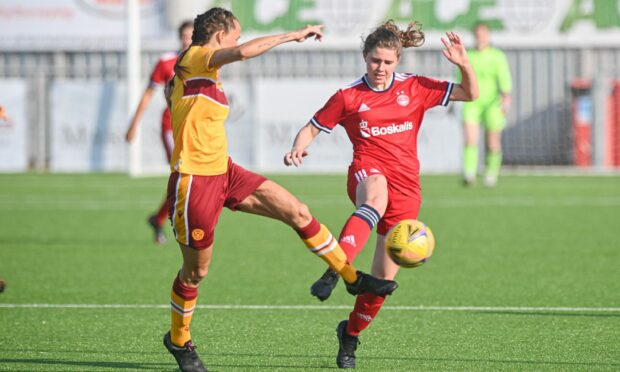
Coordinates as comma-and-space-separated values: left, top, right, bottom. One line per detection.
463, 145, 478, 178
486, 151, 502, 177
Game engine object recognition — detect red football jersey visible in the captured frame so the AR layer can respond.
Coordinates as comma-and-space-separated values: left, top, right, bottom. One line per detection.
149, 52, 178, 131
311, 72, 453, 196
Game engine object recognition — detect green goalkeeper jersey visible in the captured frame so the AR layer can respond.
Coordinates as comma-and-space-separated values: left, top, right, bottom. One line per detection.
459, 46, 512, 105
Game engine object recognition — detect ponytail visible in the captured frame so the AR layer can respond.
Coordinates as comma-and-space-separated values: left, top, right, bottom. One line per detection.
363, 20, 425, 58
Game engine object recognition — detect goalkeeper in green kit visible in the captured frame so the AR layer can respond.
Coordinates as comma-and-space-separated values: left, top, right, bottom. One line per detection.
459, 22, 512, 187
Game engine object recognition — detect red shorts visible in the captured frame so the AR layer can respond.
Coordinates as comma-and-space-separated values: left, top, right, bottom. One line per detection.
161, 109, 173, 162
347, 161, 420, 235
161, 130, 173, 162
166, 159, 267, 249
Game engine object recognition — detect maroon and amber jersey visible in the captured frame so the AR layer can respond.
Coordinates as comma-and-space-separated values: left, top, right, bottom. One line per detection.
311, 72, 453, 196
149, 52, 178, 131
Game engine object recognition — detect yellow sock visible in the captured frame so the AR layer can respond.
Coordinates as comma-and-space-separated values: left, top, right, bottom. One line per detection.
170, 290, 197, 347
302, 224, 358, 284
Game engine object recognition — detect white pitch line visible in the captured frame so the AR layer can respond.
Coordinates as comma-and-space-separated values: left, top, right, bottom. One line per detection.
0, 304, 619, 312
2, 196, 620, 210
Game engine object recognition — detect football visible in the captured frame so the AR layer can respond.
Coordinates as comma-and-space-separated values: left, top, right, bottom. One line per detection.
385, 220, 435, 268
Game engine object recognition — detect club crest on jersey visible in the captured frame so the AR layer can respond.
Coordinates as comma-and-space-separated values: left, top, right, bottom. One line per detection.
359, 120, 371, 138
396, 90, 410, 106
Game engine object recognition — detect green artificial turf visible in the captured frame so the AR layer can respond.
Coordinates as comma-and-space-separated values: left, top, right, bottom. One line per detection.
0, 173, 618, 371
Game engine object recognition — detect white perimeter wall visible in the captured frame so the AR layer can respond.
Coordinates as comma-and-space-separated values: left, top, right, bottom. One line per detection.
0, 80, 28, 172
47, 78, 463, 174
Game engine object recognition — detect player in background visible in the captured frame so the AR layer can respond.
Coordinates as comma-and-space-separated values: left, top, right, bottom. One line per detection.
0, 105, 8, 121
125, 20, 194, 244
284, 21, 478, 368
460, 22, 512, 187
162, 8, 398, 372
0, 106, 7, 292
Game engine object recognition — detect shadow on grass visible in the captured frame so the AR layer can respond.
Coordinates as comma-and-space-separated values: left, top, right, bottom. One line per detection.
0, 236, 145, 247
2, 348, 163, 356
3, 351, 618, 370
200, 352, 619, 369
0, 358, 171, 370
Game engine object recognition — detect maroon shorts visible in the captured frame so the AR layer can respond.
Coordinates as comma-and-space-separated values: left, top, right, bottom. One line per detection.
347, 161, 421, 235
166, 159, 267, 249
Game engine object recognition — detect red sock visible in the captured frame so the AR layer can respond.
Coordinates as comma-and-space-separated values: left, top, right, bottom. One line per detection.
155, 197, 171, 226
346, 293, 386, 336
339, 204, 381, 262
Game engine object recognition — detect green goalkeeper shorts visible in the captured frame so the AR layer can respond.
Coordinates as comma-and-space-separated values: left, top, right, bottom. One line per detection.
462, 100, 506, 132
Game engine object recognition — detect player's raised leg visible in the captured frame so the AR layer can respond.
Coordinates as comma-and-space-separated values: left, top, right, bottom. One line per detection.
311, 173, 387, 301
236, 179, 398, 297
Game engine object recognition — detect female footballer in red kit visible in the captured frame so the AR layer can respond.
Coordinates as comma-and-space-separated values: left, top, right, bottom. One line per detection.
284, 21, 478, 368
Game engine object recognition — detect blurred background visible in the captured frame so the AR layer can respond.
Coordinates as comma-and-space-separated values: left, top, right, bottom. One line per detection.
0, 0, 619, 175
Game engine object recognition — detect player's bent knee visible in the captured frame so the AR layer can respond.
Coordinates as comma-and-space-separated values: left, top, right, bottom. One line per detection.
290, 201, 312, 229
364, 196, 387, 216
181, 266, 209, 286
297, 202, 311, 219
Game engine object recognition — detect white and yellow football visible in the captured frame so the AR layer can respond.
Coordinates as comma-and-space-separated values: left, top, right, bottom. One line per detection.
385, 220, 435, 268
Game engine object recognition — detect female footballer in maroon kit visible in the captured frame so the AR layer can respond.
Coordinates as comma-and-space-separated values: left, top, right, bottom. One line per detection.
284, 21, 478, 368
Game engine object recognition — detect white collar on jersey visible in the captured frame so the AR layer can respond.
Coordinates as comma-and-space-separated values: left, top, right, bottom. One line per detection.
362, 72, 395, 93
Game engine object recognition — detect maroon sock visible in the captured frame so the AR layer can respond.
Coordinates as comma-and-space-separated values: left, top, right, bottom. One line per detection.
172, 274, 197, 300
295, 216, 321, 239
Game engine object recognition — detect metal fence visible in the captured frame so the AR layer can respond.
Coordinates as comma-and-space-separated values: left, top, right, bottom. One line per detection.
2, 47, 619, 170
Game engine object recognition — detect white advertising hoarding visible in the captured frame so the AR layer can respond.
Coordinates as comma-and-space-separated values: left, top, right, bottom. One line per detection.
0, 80, 28, 172
50, 80, 163, 172
1, 0, 619, 51
253, 78, 354, 173
48, 79, 251, 173
0, 0, 173, 51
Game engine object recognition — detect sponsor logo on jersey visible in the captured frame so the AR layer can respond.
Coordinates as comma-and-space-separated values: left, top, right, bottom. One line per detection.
358, 103, 370, 112
359, 120, 371, 138
360, 121, 414, 137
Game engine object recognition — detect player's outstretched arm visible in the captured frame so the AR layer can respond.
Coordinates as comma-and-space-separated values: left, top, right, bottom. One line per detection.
283, 122, 320, 167
441, 32, 479, 102
210, 25, 323, 70
126, 87, 156, 142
